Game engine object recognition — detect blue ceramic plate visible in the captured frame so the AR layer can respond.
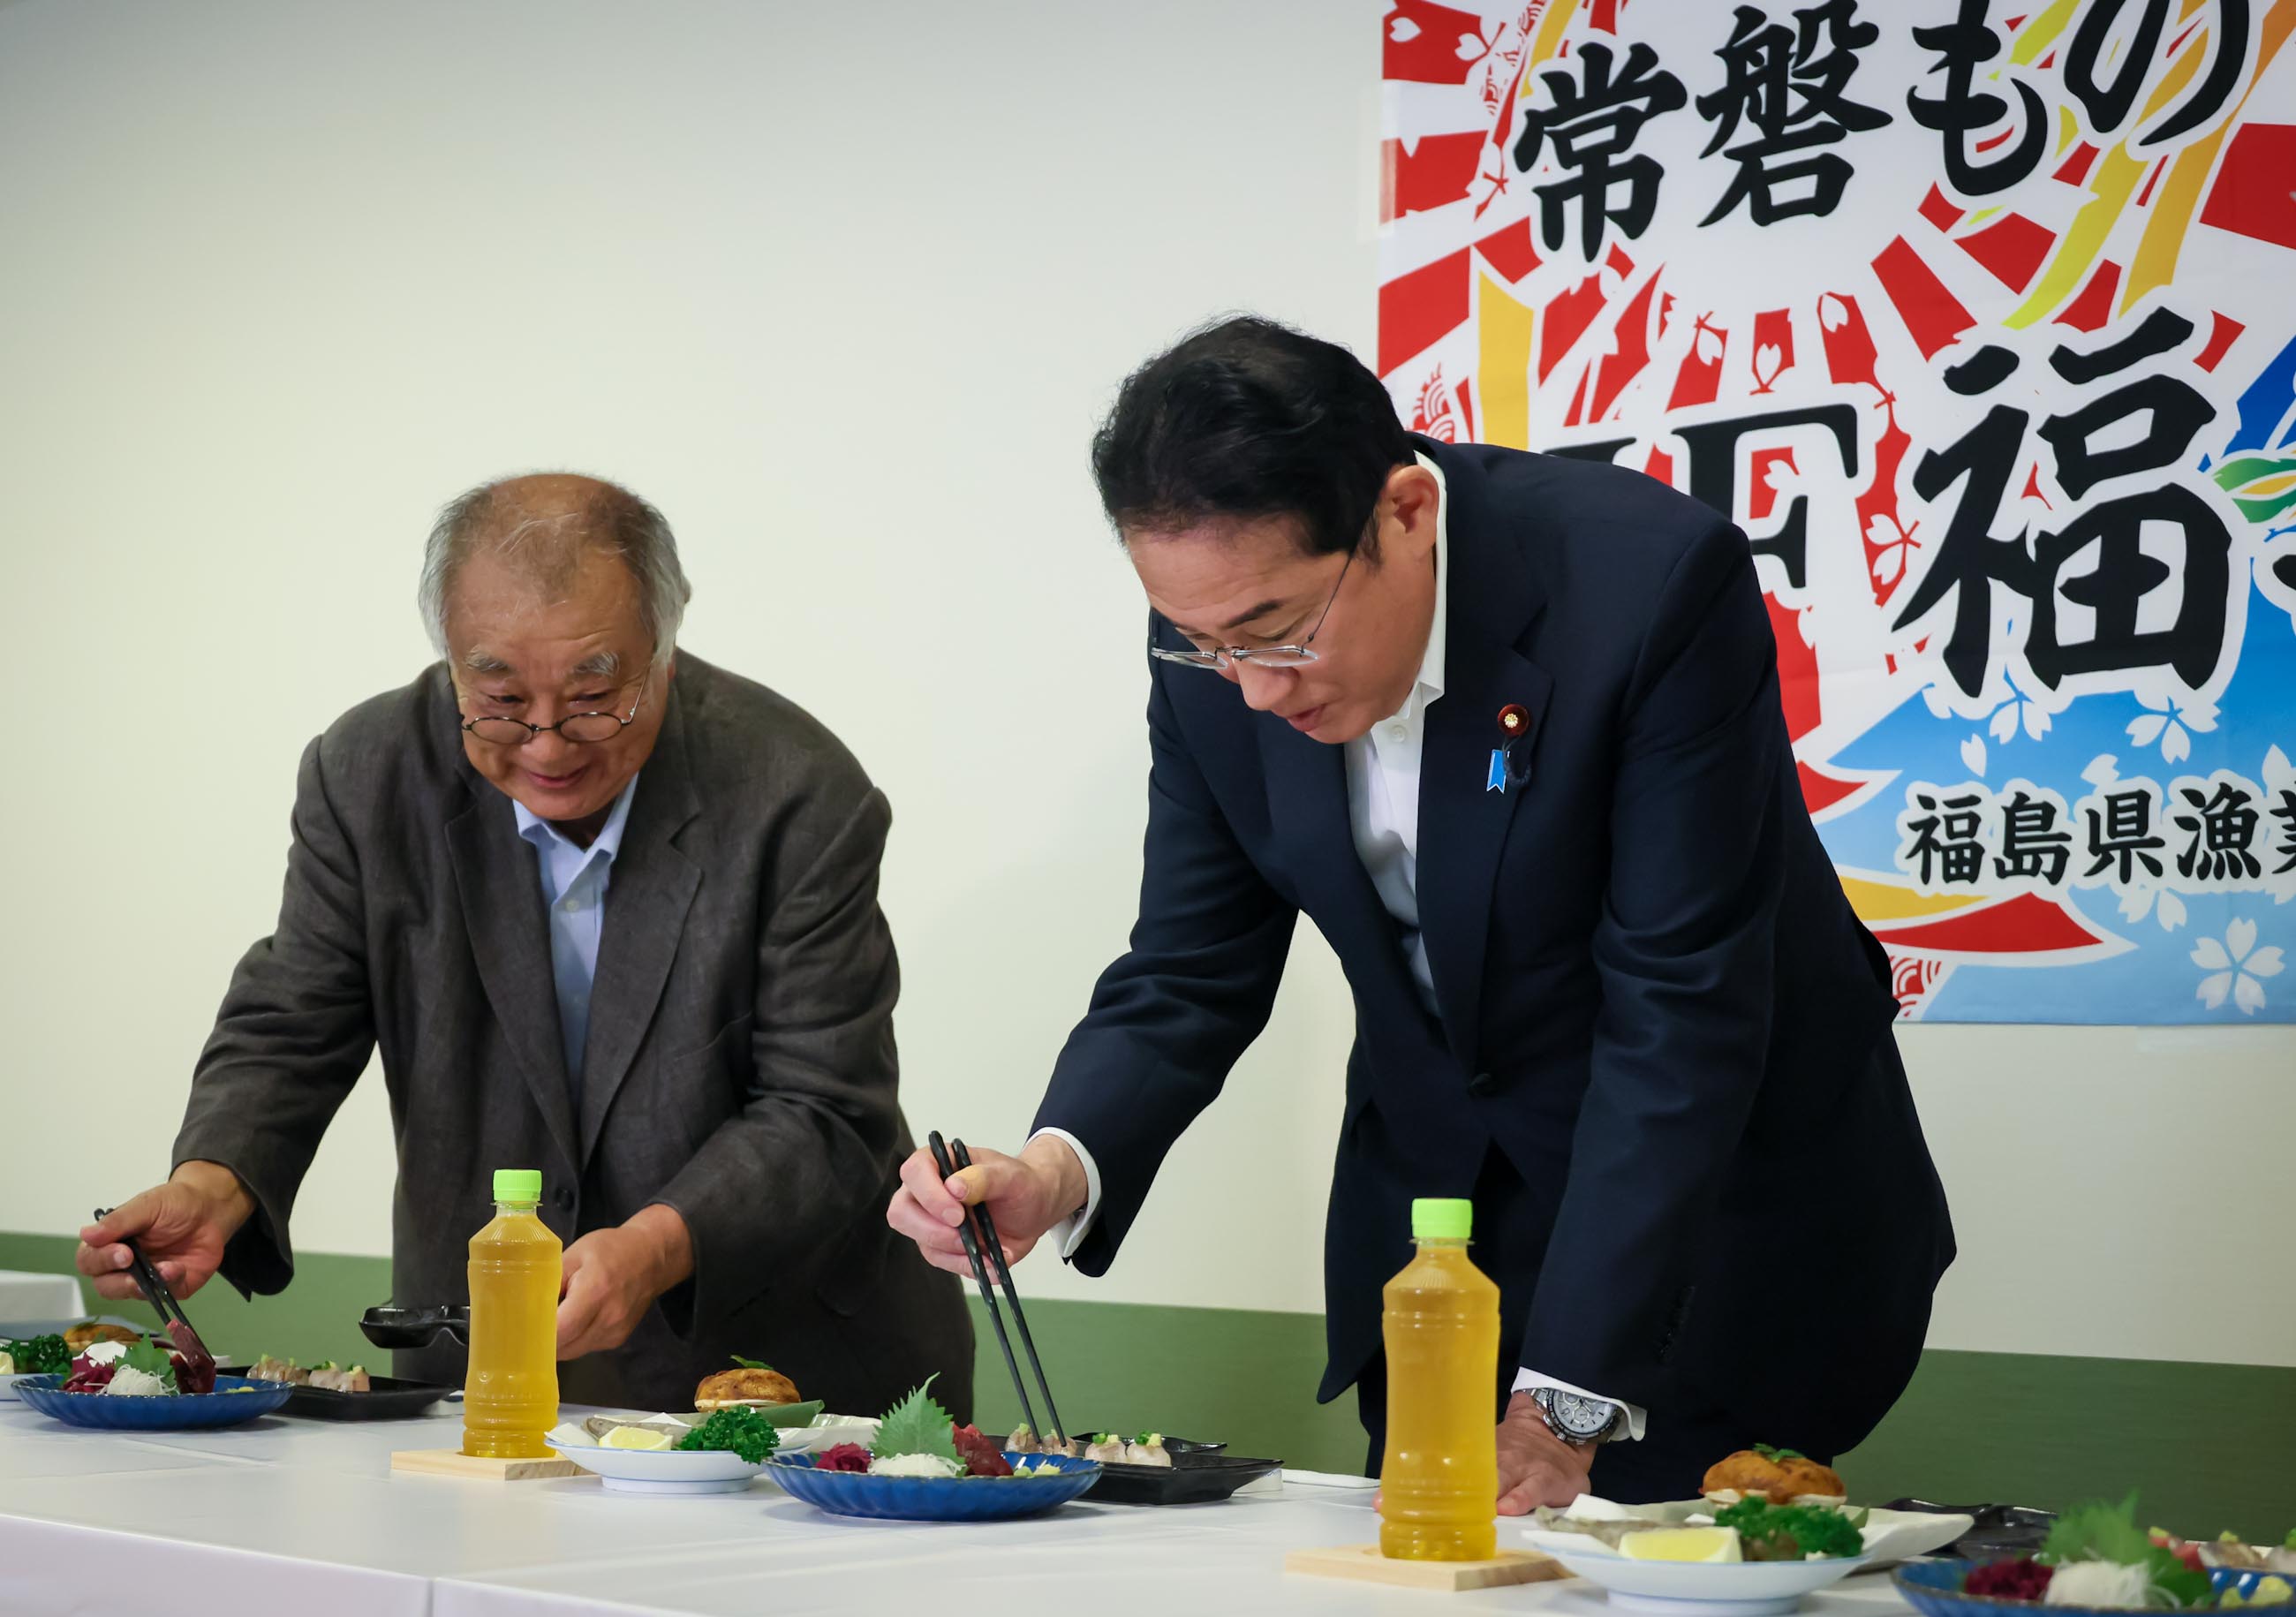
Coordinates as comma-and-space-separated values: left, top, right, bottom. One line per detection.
1891, 1557, 2275, 1617
1894, 1559, 2053, 1617
767, 1451, 1101, 1522
15, 1374, 294, 1431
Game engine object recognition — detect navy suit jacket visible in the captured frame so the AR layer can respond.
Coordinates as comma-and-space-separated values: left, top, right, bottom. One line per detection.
1035, 437, 1954, 1456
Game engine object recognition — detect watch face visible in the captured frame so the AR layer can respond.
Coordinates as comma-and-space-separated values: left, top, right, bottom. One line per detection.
1549, 1391, 1616, 1438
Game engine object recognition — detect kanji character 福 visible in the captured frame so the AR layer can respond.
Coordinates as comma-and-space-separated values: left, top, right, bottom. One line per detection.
1900, 789, 1988, 887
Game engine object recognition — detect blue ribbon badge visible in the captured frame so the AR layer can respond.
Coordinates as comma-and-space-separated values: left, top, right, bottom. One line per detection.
1487, 747, 1508, 793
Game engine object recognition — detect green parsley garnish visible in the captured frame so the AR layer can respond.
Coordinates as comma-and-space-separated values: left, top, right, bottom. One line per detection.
1713, 1498, 1865, 1560
3, 1334, 70, 1376
677, 1406, 780, 1465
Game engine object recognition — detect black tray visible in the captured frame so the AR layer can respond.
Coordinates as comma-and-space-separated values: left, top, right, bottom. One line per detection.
1880, 1499, 2057, 1559
276, 1375, 454, 1421
1085, 1451, 1281, 1506
1034, 1434, 1265, 1507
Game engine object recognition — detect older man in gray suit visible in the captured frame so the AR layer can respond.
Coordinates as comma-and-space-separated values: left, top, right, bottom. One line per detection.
75, 473, 972, 1415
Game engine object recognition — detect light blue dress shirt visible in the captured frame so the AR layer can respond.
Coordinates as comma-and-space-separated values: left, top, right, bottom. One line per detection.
513, 774, 640, 1090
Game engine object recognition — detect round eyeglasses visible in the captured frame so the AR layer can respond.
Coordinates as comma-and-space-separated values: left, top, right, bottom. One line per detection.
460, 673, 649, 746
1149, 548, 1356, 672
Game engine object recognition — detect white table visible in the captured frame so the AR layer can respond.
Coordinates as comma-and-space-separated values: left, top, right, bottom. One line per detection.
0, 1399, 1916, 1616
0, 1268, 84, 1326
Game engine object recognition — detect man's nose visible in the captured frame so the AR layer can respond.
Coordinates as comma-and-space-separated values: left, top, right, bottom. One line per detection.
524, 725, 580, 768
1231, 660, 1292, 712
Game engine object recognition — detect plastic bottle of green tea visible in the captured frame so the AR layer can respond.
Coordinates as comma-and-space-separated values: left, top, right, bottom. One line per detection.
460, 1168, 561, 1459
1378, 1198, 1499, 1560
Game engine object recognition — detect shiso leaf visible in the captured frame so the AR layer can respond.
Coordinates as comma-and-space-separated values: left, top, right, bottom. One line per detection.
118, 1340, 178, 1393
730, 1356, 776, 1371
2044, 1493, 2156, 1568
871, 1374, 961, 1464
2043, 1494, 2214, 1608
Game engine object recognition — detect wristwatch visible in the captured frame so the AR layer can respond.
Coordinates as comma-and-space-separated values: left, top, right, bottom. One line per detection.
1532, 1386, 1625, 1447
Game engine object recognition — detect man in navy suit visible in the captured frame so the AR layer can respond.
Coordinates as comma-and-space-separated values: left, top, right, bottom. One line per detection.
889, 317, 1953, 1507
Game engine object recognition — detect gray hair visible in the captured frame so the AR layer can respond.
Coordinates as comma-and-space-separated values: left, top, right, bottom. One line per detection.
418, 475, 693, 668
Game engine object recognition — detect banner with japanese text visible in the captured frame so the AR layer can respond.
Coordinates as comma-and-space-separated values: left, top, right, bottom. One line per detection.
1379, 0, 2296, 1021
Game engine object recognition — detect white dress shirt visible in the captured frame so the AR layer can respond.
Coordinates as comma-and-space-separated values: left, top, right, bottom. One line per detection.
1038, 457, 1643, 1439
513, 773, 640, 1091
1343, 459, 1449, 1010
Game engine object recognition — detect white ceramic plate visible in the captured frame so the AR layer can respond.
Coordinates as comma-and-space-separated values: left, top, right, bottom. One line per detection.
1527, 1503, 1973, 1573
1840, 1507, 1974, 1568
1540, 1543, 1872, 1615
545, 1437, 767, 1495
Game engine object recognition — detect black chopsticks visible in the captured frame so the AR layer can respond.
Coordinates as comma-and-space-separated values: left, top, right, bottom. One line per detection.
928, 1133, 1067, 1447
92, 1206, 216, 1379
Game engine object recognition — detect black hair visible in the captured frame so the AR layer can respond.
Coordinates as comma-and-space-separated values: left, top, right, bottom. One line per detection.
1089, 315, 1414, 557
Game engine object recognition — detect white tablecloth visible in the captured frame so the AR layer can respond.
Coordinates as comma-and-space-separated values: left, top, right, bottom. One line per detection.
0, 1268, 84, 1326
0, 1400, 1917, 1617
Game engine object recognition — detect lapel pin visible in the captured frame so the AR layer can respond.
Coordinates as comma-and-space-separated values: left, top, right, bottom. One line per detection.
1488, 704, 1533, 794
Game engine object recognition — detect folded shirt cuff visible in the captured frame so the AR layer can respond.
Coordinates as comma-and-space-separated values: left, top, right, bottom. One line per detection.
1026, 1127, 1101, 1260
1511, 1367, 1649, 1441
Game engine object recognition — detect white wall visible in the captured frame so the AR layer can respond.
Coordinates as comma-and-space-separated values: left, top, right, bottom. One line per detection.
1, 0, 2287, 1367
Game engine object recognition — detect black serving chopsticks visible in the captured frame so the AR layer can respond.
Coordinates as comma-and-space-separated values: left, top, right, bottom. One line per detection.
92, 1205, 217, 1383
928, 1132, 1068, 1447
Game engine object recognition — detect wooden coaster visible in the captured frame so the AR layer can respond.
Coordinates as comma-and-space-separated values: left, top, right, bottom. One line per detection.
389, 1447, 588, 1482
1284, 1544, 1567, 1591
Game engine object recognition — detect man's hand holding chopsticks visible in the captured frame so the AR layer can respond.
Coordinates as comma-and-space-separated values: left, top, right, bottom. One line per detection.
74, 1162, 253, 1302
887, 1135, 1086, 1280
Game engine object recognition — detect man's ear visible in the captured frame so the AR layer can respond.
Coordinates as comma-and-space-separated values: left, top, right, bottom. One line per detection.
1379, 462, 1442, 563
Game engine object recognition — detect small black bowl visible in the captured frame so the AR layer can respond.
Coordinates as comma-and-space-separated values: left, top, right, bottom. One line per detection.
358, 1305, 469, 1351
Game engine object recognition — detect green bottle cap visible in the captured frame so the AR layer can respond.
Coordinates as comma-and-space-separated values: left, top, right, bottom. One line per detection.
493, 1168, 543, 1203
1412, 1198, 1472, 1240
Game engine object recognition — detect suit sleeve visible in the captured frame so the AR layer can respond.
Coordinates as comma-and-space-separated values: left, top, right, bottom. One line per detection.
1514, 518, 1788, 1413
650, 780, 905, 1334
172, 736, 378, 1296
1030, 656, 1298, 1273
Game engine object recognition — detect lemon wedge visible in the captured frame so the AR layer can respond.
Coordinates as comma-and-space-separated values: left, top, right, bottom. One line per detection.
600, 1425, 675, 1451
1620, 1528, 1743, 1563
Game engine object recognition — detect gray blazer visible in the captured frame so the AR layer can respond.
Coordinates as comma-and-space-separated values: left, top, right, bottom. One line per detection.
173, 654, 973, 1417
